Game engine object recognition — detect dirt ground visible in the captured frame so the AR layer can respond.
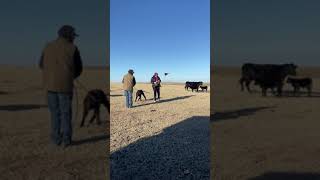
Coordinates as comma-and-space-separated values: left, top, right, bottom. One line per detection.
0, 66, 109, 180
110, 83, 210, 179
211, 66, 320, 180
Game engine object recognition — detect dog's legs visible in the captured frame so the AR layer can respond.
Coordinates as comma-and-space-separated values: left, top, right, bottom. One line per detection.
89, 111, 97, 124
95, 108, 101, 125
80, 107, 89, 127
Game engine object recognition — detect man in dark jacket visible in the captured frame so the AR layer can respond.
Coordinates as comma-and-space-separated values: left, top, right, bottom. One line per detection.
151, 72, 161, 102
39, 25, 83, 147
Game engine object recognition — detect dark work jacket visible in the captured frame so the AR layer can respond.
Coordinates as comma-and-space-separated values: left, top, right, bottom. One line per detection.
39, 37, 83, 92
151, 76, 161, 88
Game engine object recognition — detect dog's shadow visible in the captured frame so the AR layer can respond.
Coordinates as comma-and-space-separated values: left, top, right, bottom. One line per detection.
133, 95, 194, 108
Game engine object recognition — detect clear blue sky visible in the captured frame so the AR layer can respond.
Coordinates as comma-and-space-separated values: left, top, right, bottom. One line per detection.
110, 0, 210, 83
214, 0, 320, 66
0, 1, 107, 67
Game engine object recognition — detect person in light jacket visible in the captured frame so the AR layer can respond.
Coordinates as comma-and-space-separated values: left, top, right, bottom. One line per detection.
122, 69, 136, 108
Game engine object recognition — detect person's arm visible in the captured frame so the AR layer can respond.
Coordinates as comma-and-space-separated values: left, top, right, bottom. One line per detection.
159, 77, 162, 83
151, 77, 154, 84
39, 53, 44, 69
73, 47, 83, 79
133, 77, 136, 86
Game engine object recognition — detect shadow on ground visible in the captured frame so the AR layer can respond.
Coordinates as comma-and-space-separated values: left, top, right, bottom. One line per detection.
73, 134, 109, 146
281, 90, 320, 98
0, 91, 9, 95
110, 94, 123, 97
110, 116, 210, 179
248, 172, 320, 180
134, 95, 194, 108
211, 106, 275, 122
0, 104, 47, 111
242, 88, 320, 98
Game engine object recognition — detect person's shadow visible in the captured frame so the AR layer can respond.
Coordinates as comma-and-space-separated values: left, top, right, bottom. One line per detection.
134, 95, 194, 108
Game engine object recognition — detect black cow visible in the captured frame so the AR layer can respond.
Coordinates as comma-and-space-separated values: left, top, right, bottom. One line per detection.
286, 77, 312, 96
185, 81, 191, 90
185, 81, 203, 92
240, 63, 297, 96
200, 85, 208, 92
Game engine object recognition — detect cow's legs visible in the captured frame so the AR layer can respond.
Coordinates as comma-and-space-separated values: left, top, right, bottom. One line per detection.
239, 78, 244, 91
277, 86, 283, 97
142, 93, 147, 100
307, 86, 312, 97
245, 80, 252, 93
262, 87, 267, 97
296, 87, 301, 97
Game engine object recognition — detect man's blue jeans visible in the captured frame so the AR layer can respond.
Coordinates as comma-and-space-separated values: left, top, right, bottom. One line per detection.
124, 90, 133, 108
47, 91, 73, 145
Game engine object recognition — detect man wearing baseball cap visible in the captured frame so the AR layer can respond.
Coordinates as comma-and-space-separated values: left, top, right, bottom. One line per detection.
122, 69, 136, 108
39, 25, 83, 147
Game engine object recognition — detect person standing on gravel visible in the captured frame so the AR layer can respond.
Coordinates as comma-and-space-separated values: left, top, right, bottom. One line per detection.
122, 69, 136, 108
39, 25, 83, 148
151, 72, 161, 102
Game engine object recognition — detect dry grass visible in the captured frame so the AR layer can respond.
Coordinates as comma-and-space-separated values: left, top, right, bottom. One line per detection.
211, 66, 320, 179
110, 83, 210, 179
0, 66, 109, 180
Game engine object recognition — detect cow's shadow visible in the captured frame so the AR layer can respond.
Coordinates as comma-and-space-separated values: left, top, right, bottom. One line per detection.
243, 88, 320, 98
281, 90, 320, 98
134, 95, 194, 108
211, 106, 275, 122
0, 104, 48, 111
248, 171, 320, 180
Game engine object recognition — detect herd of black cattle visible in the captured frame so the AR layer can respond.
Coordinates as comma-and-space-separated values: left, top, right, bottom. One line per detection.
239, 63, 313, 97
184, 63, 313, 96
185, 81, 208, 92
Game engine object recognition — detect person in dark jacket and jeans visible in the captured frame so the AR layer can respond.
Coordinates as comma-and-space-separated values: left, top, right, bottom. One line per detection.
151, 72, 161, 102
39, 25, 83, 147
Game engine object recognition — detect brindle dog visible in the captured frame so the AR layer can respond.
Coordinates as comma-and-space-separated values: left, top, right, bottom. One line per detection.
80, 89, 109, 127
135, 90, 147, 101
